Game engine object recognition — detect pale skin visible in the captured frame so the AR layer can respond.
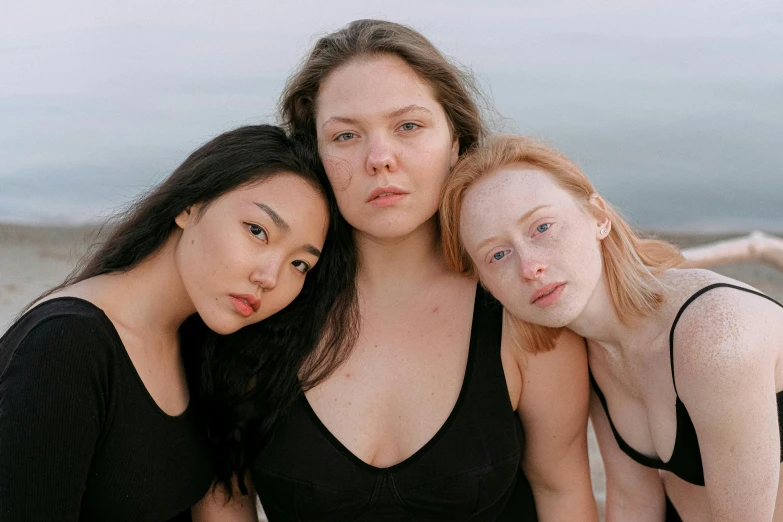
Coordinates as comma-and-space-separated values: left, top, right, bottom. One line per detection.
195, 55, 597, 521
40, 175, 327, 433
459, 164, 783, 521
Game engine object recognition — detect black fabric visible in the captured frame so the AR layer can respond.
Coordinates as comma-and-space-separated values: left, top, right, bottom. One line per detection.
0, 298, 214, 522
665, 495, 682, 522
591, 283, 783, 487
253, 286, 538, 521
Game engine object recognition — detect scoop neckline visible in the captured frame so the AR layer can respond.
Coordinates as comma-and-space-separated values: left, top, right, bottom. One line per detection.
27, 296, 194, 422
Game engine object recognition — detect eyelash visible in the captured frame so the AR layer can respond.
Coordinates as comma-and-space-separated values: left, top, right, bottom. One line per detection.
292, 260, 311, 274
489, 250, 511, 263
246, 223, 313, 275
535, 223, 551, 235
247, 223, 268, 242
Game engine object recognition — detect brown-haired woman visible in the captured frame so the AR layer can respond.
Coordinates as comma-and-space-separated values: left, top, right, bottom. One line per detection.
195, 20, 598, 522
440, 134, 783, 521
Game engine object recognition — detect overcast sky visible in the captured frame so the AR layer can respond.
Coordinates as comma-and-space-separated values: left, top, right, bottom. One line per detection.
1, 0, 782, 228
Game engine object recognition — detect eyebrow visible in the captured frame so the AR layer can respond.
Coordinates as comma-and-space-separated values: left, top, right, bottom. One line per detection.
304, 245, 322, 258
320, 104, 434, 130
255, 202, 322, 258
387, 104, 434, 119
474, 204, 552, 252
255, 203, 290, 232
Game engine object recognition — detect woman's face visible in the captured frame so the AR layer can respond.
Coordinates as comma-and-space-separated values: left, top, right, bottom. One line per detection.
174, 174, 328, 335
315, 54, 459, 239
459, 165, 607, 328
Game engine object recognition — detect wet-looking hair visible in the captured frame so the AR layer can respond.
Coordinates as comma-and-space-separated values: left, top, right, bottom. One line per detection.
440, 134, 684, 353
280, 19, 488, 155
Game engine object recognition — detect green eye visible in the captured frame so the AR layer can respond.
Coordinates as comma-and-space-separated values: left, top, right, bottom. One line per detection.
399, 123, 419, 131
336, 132, 356, 141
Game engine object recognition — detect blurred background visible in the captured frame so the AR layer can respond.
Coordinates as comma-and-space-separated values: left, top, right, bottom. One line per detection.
1, 0, 782, 230
1, 2, 782, 517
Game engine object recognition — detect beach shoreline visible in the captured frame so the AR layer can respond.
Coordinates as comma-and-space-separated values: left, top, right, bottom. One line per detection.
2, 222, 783, 519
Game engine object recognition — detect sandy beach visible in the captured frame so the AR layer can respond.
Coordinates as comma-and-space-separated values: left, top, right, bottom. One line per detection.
2, 222, 782, 519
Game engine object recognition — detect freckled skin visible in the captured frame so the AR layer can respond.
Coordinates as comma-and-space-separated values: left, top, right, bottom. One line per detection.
458, 165, 783, 521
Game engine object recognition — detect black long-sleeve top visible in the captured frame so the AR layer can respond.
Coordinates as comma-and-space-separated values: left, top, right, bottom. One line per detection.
0, 297, 214, 521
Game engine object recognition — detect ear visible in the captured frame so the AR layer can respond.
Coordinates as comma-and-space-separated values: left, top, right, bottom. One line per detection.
450, 138, 460, 169
175, 206, 195, 230
588, 194, 612, 240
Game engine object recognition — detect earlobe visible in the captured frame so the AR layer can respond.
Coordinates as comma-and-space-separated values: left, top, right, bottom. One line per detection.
175, 206, 193, 230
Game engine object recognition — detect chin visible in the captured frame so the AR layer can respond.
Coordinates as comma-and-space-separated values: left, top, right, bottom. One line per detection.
200, 314, 243, 336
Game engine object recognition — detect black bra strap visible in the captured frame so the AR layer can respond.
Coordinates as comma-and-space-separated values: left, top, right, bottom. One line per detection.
668, 283, 783, 397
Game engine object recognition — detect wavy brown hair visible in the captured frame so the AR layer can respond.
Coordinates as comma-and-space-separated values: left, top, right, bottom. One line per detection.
440, 135, 684, 353
279, 19, 488, 155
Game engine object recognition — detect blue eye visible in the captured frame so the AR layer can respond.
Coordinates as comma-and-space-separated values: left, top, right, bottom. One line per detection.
336, 132, 356, 141
399, 122, 419, 131
492, 251, 506, 261
247, 223, 268, 242
536, 223, 550, 234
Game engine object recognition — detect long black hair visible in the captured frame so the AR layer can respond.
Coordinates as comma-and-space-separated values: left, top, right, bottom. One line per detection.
30, 124, 359, 496
188, 131, 360, 496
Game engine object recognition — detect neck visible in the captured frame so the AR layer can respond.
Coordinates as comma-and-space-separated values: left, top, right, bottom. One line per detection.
355, 218, 452, 301
566, 276, 637, 355
104, 233, 196, 348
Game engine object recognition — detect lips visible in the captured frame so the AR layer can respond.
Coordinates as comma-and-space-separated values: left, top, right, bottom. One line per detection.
230, 294, 260, 317
366, 186, 409, 202
530, 282, 566, 304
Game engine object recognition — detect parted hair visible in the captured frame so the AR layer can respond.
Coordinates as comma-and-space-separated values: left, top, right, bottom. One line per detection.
440, 135, 684, 353
279, 19, 487, 155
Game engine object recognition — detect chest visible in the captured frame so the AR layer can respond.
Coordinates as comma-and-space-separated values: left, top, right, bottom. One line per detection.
305, 289, 475, 468
588, 335, 680, 461
80, 367, 213, 521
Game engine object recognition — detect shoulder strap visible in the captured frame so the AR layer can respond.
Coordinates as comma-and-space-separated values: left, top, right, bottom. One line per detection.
669, 283, 783, 396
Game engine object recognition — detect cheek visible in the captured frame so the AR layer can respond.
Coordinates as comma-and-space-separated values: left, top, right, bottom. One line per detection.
322, 153, 355, 193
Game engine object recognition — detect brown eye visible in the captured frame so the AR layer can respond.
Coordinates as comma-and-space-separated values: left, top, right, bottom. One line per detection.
247, 223, 268, 242
292, 260, 311, 274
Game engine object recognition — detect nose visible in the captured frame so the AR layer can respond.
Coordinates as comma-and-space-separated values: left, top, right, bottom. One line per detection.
250, 258, 280, 292
365, 134, 398, 175
518, 251, 546, 282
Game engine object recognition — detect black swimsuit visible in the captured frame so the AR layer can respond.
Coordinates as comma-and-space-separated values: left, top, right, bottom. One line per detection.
591, 283, 783, 517
252, 286, 538, 521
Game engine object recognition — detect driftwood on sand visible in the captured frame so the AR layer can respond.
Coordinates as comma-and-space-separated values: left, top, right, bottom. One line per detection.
679, 231, 783, 271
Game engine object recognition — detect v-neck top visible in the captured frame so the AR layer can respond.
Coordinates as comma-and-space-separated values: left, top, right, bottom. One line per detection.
252, 286, 538, 521
590, 283, 783, 486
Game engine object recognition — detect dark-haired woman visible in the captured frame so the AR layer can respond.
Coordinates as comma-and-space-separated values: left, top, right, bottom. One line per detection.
0, 125, 349, 522
197, 20, 598, 522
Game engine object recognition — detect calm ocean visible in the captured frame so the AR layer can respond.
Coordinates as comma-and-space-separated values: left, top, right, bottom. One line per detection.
1, 1, 781, 230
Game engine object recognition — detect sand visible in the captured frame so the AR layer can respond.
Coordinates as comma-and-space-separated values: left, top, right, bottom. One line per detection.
2, 223, 782, 519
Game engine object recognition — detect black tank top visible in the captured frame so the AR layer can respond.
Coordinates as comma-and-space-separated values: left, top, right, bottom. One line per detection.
252, 286, 538, 521
591, 283, 783, 486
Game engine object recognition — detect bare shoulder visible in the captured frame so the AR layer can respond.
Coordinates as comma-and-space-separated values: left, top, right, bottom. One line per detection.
665, 268, 781, 391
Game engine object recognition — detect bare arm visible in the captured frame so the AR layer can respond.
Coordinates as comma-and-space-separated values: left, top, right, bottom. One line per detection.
675, 293, 780, 521
192, 475, 259, 522
513, 325, 599, 521
589, 391, 666, 522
